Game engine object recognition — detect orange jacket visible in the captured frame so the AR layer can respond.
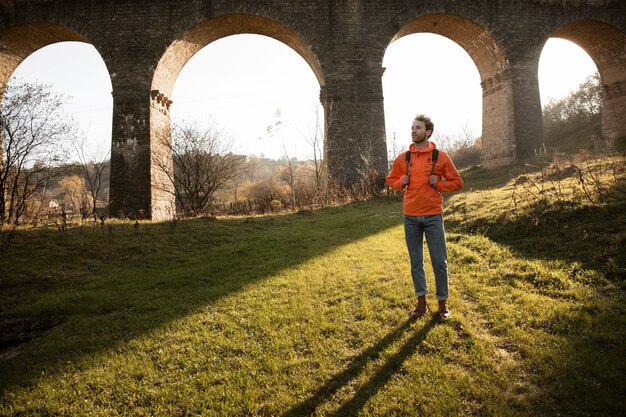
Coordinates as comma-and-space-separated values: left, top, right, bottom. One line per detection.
386, 141, 464, 216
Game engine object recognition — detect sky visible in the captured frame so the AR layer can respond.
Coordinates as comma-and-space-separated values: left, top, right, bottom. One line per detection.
8, 34, 598, 161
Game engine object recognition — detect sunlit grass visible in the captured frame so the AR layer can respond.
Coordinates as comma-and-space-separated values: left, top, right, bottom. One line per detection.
1, 157, 624, 416
448, 154, 626, 282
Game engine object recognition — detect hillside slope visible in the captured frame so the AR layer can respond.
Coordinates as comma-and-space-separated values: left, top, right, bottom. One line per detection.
447, 154, 625, 284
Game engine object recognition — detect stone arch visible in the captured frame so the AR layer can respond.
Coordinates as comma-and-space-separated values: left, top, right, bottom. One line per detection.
387, 13, 515, 167
0, 21, 113, 191
549, 19, 626, 141
148, 14, 325, 218
153, 14, 324, 98
0, 22, 112, 98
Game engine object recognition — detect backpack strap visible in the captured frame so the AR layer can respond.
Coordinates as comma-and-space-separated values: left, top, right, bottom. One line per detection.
430, 149, 439, 176
405, 151, 411, 177
430, 149, 439, 189
405, 149, 438, 188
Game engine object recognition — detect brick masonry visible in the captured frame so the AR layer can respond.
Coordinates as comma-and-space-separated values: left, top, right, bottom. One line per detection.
0, 0, 624, 219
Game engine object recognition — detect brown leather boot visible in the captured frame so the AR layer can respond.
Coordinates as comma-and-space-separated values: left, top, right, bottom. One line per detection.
438, 299, 451, 320
411, 295, 428, 318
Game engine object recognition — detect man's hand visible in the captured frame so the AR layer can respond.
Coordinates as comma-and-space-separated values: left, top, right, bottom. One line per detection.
429, 175, 438, 188
401, 175, 409, 186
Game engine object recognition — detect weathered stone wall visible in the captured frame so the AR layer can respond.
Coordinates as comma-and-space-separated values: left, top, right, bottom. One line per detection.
0, 0, 624, 219
150, 90, 175, 221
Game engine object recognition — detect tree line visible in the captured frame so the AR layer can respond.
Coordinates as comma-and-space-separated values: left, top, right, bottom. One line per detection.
0, 82, 109, 225
1, 74, 605, 224
0, 81, 358, 223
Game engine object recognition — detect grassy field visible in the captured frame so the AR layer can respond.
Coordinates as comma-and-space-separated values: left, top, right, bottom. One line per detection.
0, 155, 624, 416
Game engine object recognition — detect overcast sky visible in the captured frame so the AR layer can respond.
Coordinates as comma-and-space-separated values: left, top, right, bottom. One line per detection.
8, 34, 597, 160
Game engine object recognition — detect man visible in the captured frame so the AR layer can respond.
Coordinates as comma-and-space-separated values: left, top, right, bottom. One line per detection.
386, 115, 464, 319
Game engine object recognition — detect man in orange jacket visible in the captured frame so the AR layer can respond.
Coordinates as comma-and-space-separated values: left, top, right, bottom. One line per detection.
386, 114, 464, 319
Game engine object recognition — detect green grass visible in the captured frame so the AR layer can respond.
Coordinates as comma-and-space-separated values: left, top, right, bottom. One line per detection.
1, 157, 625, 416
447, 154, 626, 283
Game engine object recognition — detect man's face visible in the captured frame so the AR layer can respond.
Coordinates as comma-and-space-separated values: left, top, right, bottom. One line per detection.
411, 120, 431, 144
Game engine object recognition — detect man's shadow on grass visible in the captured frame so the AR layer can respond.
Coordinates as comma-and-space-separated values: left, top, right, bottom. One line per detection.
282, 316, 438, 417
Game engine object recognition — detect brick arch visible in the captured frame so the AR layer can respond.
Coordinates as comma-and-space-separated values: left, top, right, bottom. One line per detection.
147, 14, 325, 219
550, 20, 626, 141
0, 23, 85, 94
387, 13, 516, 167
0, 21, 112, 97
390, 14, 508, 81
152, 14, 324, 99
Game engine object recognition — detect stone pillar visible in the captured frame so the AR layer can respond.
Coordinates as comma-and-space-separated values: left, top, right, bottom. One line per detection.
109, 89, 152, 219
149, 89, 176, 221
481, 69, 517, 167
509, 59, 544, 162
481, 59, 543, 167
109, 85, 176, 220
321, 66, 388, 188
602, 79, 626, 141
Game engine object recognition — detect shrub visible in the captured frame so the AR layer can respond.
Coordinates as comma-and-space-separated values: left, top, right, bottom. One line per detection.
447, 138, 482, 169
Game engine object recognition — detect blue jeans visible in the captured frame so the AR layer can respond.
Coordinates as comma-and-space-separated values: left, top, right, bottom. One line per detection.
404, 214, 449, 300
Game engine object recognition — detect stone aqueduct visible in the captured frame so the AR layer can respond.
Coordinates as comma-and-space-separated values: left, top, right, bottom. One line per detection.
1, 0, 625, 219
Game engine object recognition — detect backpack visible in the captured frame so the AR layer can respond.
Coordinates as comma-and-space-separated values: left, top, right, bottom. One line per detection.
405, 149, 439, 187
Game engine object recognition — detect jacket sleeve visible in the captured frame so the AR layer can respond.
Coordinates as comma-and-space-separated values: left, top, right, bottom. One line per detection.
436, 153, 464, 193
386, 154, 405, 191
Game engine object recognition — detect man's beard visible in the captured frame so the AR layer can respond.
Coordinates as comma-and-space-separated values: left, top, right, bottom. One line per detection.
412, 133, 427, 144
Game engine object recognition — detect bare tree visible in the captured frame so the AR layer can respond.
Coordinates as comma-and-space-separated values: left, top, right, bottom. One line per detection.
277, 144, 298, 206
267, 107, 298, 206
226, 155, 259, 203
301, 106, 327, 191
58, 175, 86, 212
155, 122, 240, 216
71, 134, 110, 217
543, 72, 603, 140
0, 82, 71, 224
387, 131, 402, 170
436, 126, 482, 170
355, 109, 384, 198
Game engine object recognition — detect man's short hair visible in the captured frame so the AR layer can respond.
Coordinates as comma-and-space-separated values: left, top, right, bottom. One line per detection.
414, 114, 434, 137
